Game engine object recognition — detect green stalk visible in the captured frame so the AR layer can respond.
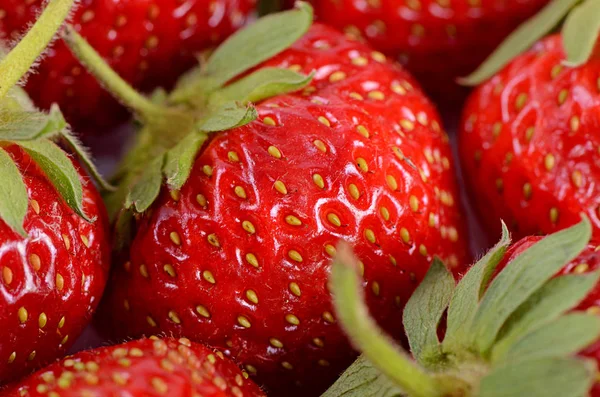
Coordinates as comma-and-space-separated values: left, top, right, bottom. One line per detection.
331, 243, 446, 397
0, 0, 76, 99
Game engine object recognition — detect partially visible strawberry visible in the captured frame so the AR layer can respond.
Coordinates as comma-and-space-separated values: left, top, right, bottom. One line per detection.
286, 0, 548, 101
1, 337, 265, 396
62, 5, 470, 395
0, 0, 111, 384
0, 0, 256, 133
459, 34, 600, 242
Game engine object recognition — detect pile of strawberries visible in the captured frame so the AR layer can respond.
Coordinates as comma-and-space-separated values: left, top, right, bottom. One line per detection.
1, 0, 600, 396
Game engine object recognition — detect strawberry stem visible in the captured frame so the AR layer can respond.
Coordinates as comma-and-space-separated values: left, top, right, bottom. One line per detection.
331, 242, 447, 397
0, 0, 76, 99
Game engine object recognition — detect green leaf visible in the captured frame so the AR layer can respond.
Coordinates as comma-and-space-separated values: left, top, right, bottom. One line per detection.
496, 313, 600, 364
0, 105, 67, 141
126, 155, 165, 213
164, 131, 209, 190
479, 357, 596, 397
562, 0, 600, 66
459, 0, 580, 85
321, 356, 403, 397
171, 2, 313, 101
469, 217, 591, 354
444, 223, 511, 349
0, 147, 28, 236
59, 126, 116, 192
330, 242, 444, 397
198, 101, 258, 132
492, 271, 600, 360
211, 68, 314, 104
16, 139, 91, 222
403, 258, 455, 365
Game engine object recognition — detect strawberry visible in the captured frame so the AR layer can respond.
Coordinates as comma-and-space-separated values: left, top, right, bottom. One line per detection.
1, 337, 265, 396
62, 4, 469, 394
457, 0, 600, 242
326, 218, 600, 397
283, 0, 549, 101
0, 0, 256, 133
0, 0, 110, 384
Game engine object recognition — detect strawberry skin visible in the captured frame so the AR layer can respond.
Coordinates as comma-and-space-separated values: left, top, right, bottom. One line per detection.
0, 145, 110, 384
1, 337, 265, 396
99, 23, 470, 395
0, 0, 256, 132
294, 0, 549, 100
459, 34, 600, 243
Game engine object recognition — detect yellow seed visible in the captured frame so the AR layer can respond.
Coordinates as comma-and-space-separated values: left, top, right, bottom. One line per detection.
523, 183, 532, 200
313, 174, 325, 189
285, 215, 302, 226
61, 335, 69, 345
551, 64, 563, 79
62, 234, 70, 250
322, 311, 335, 323
386, 175, 398, 191
550, 207, 559, 224
196, 305, 211, 318
196, 194, 207, 207
356, 158, 369, 172
364, 229, 376, 243
30, 254, 41, 271
313, 139, 327, 153
203, 270, 216, 284
7, 352, 16, 364
169, 190, 180, 201
368, 90, 385, 100
419, 244, 428, 256
318, 359, 330, 367
289, 282, 301, 297
572, 170, 583, 188
263, 117, 276, 126
348, 184, 360, 199
18, 307, 28, 323
168, 311, 181, 324
574, 263, 589, 274
164, 264, 176, 277
288, 250, 303, 262
379, 206, 390, 221
2, 267, 12, 285
544, 153, 555, 171
56, 273, 64, 291
234, 186, 247, 199
238, 316, 251, 328
371, 281, 380, 296
409, 195, 419, 212
429, 212, 436, 227
58, 316, 65, 328
274, 180, 288, 194
570, 116, 580, 132
349, 92, 364, 100
400, 228, 410, 243
327, 213, 342, 227
30, 199, 40, 214
281, 361, 293, 370
400, 119, 414, 131
270, 338, 284, 348
288, 64, 302, 72
39, 313, 47, 328
558, 89, 568, 105
526, 126, 535, 142
356, 125, 369, 138
139, 264, 149, 278
391, 81, 407, 95
268, 145, 282, 159
515, 93, 528, 110
318, 116, 331, 127
202, 165, 213, 176
246, 290, 258, 304
313, 337, 325, 347
170, 232, 181, 246
325, 244, 336, 257
371, 51, 386, 62
242, 220, 256, 234
227, 151, 240, 162
352, 56, 368, 66
246, 253, 259, 268
285, 314, 300, 325
329, 71, 346, 82
448, 227, 459, 242
492, 122, 502, 138
207, 233, 220, 248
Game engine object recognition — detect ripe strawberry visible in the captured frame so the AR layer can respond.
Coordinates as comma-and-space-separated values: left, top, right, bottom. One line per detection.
63, 4, 470, 395
0, 0, 110, 384
0, 0, 256, 133
1, 337, 265, 396
286, 0, 548, 101
459, 33, 600, 242
327, 218, 600, 397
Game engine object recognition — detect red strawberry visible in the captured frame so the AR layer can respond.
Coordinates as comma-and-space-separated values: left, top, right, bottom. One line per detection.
459, 33, 600, 242
0, 0, 110, 384
0, 0, 256, 133
286, 0, 548, 101
63, 5, 470, 394
1, 337, 265, 396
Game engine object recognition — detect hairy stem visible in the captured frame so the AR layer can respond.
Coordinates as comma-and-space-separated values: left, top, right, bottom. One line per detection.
0, 0, 77, 98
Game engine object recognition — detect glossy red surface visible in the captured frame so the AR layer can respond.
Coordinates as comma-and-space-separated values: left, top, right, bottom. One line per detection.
1, 337, 265, 396
99, 23, 470, 395
0, 146, 110, 384
459, 34, 600, 243
298, 0, 548, 100
0, 0, 256, 132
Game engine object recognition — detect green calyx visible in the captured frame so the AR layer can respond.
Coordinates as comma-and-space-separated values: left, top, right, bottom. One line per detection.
326, 217, 600, 397
62, 3, 315, 220
0, 0, 112, 236
461, 0, 598, 85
